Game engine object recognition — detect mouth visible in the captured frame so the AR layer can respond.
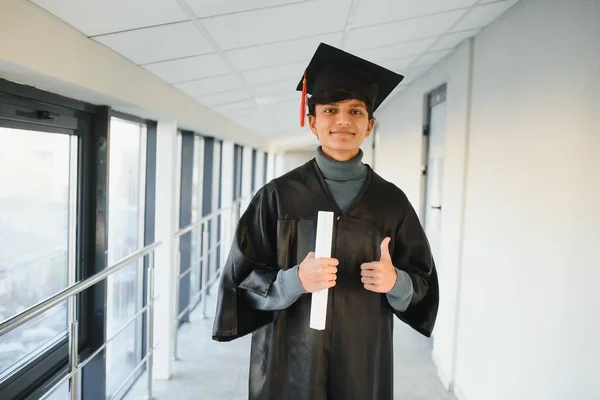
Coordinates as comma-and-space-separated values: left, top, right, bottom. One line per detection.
331, 131, 355, 136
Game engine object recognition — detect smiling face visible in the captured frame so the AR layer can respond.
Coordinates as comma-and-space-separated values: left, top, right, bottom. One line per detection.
308, 98, 375, 161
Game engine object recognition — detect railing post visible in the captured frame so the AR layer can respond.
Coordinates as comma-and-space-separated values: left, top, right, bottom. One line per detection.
69, 319, 79, 400
145, 251, 156, 400
201, 223, 209, 319
172, 245, 180, 361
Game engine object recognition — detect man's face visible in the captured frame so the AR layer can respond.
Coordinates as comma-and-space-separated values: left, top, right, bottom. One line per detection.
308, 99, 375, 160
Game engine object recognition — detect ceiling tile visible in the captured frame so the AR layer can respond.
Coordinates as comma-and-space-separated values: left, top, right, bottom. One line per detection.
429, 29, 479, 52
202, 0, 350, 49
143, 53, 230, 83
411, 49, 454, 68
346, 10, 466, 51
174, 74, 244, 97
451, 1, 519, 32
93, 22, 213, 65
184, 0, 305, 18
380, 56, 418, 74
253, 91, 298, 107
226, 33, 343, 71
354, 37, 437, 64
212, 99, 258, 113
242, 61, 306, 85
252, 80, 296, 97
31, 0, 188, 36
228, 113, 281, 136
351, 0, 478, 28
197, 89, 251, 107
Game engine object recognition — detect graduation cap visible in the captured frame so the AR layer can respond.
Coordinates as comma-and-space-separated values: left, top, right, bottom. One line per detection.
297, 43, 404, 126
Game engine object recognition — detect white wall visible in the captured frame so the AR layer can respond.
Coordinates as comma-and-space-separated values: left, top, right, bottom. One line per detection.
281, 150, 315, 174
375, 1, 600, 399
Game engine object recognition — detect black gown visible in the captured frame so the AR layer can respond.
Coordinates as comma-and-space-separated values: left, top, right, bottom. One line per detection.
213, 159, 439, 400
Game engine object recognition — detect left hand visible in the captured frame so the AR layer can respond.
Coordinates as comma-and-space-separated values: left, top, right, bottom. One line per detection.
361, 237, 397, 293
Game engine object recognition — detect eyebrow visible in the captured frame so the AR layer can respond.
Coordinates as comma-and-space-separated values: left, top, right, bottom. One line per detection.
326, 101, 367, 109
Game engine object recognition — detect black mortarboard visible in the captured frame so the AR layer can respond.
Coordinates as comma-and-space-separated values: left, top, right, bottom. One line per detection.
296, 43, 404, 126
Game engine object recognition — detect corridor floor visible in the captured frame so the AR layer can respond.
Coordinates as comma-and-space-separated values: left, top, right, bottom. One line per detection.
126, 293, 456, 400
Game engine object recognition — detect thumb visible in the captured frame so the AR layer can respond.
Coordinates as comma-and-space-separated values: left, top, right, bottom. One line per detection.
380, 237, 392, 261
305, 252, 315, 261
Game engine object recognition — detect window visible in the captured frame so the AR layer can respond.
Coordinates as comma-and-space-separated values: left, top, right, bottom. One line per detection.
105, 117, 147, 398
190, 136, 204, 300
0, 127, 76, 381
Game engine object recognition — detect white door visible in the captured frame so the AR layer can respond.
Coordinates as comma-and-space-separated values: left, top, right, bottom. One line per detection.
423, 87, 447, 262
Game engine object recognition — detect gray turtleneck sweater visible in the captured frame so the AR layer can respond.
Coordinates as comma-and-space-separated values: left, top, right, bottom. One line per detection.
245, 147, 414, 312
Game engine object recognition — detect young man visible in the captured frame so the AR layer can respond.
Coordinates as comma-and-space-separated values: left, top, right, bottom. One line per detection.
213, 43, 439, 400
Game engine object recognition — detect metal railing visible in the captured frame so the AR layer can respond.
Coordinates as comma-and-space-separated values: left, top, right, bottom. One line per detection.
0, 242, 161, 400
172, 198, 246, 360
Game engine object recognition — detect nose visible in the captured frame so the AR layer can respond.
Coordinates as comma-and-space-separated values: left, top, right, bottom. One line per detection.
335, 112, 351, 126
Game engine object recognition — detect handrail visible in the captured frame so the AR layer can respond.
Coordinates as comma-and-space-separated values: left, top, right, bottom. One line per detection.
171, 196, 248, 360
0, 241, 161, 337
173, 198, 244, 238
0, 241, 161, 400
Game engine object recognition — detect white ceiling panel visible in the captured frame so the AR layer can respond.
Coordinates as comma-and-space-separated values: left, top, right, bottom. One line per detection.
428, 29, 479, 52
229, 113, 282, 136
380, 56, 418, 74
270, 99, 303, 126
346, 10, 466, 51
174, 74, 244, 97
351, 0, 478, 28
212, 99, 258, 113
197, 89, 251, 107
144, 53, 230, 83
242, 61, 306, 85
201, 0, 351, 50
254, 91, 299, 107
184, 0, 306, 18
252, 80, 296, 97
451, 1, 519, 32
226, 33, 343, 71
411, 49, 454, 68
30, 0, 188, 36
355, 37, 437, 64
93, 22, 213, 65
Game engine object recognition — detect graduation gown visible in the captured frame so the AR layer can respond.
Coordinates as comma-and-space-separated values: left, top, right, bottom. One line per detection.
212, 160, 439, 400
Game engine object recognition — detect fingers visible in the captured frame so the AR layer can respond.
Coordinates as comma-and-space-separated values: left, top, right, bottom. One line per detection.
380, 237, 392, 261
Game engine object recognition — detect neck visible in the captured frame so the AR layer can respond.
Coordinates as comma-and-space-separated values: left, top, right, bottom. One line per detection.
315, 146, 366, 181
320, 145, 360, 162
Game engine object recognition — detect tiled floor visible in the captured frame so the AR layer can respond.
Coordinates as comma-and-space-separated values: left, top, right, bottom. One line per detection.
126, 294, 456, 400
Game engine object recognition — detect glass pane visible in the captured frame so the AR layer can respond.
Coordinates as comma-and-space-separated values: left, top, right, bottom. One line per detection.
0, 127, 72, 378
190, 137, 203, 300
45, 378, 70, 400
106, 118, 146, 398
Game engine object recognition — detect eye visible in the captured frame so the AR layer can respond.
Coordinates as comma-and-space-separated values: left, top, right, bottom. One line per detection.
323, 108, 336, 114
351, 109, 364, 115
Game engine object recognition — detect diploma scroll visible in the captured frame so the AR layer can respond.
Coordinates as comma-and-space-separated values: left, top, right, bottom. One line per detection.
309, 211, 335, 330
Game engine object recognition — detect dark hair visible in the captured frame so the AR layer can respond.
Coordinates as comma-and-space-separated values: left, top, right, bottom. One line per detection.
307, 88, 374, 119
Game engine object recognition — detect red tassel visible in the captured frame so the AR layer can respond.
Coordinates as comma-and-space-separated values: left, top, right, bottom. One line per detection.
300, 70, 307, 127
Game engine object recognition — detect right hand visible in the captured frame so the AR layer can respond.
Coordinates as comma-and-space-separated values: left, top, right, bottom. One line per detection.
298, 252, 339, 293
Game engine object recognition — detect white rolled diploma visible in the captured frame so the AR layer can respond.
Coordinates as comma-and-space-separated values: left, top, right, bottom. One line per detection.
309, 211, 335, 330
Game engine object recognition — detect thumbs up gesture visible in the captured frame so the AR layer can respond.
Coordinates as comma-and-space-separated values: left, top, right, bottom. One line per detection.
360, 237, 398, 293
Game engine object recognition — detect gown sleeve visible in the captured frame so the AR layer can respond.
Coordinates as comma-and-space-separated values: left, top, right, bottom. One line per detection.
244, 265, 307, 311
213, 184, 311, 341
390, 200, 440, 337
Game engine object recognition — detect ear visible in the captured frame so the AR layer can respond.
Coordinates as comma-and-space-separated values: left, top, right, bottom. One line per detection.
308, 115, 318, 136
365, 117, 376, 138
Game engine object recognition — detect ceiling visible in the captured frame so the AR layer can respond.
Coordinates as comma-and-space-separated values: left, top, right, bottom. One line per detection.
28, 0, 520, 141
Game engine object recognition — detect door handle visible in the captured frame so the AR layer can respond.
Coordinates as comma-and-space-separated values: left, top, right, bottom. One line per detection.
431, 205, 442, 210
